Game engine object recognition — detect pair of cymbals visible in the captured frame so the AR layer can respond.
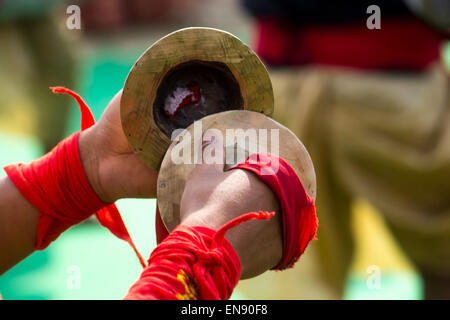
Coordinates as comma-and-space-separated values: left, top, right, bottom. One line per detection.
121, 27, 274, 170
120, 27, 316, 233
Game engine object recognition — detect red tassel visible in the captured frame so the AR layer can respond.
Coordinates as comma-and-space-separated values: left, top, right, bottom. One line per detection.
5, 87, 146, 268
125, 211, 274, 300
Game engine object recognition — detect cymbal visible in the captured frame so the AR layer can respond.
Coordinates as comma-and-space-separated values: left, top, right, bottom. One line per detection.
157, 110, 316, 232
121, 27, 274, 170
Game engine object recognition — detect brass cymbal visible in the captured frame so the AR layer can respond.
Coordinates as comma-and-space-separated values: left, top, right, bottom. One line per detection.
157, 110, 316, 232
121, 27, 274, 170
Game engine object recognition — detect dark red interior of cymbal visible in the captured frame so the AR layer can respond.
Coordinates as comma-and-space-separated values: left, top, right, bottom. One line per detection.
153, 60, 244, 138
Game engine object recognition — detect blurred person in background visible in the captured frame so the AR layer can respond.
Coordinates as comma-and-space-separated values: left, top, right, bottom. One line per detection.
242, 0, 450, 299
0, 0, 77, 152
0, 0, 195, 153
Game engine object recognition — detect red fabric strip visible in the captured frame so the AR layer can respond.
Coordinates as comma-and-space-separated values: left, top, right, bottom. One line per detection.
165, 86, 201, 121
154, 152, 318, 270
5, 132, 104, 247
125, 211, 273, 300
254, 17, 443, 70
49, 87, 96, 130
4, 87, 146, 267
155, 203, 169, 244
229, 153, 318, 270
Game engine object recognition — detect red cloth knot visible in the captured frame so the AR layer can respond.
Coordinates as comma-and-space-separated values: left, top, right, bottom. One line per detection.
195, 248, 224, 266
4, 87, 146, 267
125, 211, 274, 300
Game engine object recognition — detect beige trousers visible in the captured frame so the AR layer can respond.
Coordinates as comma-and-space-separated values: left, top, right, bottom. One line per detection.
269, 65, 450, 295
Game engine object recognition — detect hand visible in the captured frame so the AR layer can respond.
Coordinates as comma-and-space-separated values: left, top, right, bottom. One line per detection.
79, 90, 158, 203
179, 138, 282, 279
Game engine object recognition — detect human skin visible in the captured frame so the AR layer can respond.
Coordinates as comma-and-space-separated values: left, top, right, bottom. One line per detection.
0, 90, 283, 280
0, 90, 158, 274
180, 137, 283, 279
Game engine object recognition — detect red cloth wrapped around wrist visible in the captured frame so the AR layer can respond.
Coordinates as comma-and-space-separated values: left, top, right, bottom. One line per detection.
125, 211, 274, 300
254, 17, 443, 70
230, 153, 318, 270
4, 87, 145, 267
5, 131, 104, 248
155, 153, 318, 271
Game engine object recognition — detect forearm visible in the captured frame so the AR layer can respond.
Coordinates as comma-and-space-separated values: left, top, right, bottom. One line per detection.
0, 129, 99, 273
182, 199, 282, 279
0, 88, 157, 273
0, 176, 39, 274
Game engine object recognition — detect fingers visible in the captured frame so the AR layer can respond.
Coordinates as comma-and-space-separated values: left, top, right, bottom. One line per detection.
196, 128, 226, 173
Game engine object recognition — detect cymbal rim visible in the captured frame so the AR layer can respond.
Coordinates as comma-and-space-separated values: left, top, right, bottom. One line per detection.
121, 27, 274, 171
157, 110, 316, 233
